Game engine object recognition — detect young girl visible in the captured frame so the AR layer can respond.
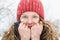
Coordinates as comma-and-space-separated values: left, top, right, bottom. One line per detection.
3, 0, 58, 40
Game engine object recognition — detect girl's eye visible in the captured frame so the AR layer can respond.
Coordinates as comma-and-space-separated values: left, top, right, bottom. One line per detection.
22, 16, 28, 18
33, 16, 38, 18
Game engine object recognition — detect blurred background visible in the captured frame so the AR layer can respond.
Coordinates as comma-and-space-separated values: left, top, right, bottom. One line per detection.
0, 0, 60, 40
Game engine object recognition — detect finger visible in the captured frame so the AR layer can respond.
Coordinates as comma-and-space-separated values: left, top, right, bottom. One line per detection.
19, 23, 23, 27
24, 25, 30, 34
31, 24, 36, 30
36, 23, 40, 27
40, 21, 43, 27
37, 21, 43, 29
26, 25, 30, 30
31, 25, 33, 31
24, 24, 30, 31
19, 23, 25, 30
39, 21, 43, 25
39, 21, 43, 33
24, 24, 28, 30
22, 24, 26, 28
36, 21, 43, 28
18, 23, 23, 29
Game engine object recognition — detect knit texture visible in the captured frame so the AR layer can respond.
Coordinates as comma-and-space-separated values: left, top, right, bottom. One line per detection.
17, 0, 44, 21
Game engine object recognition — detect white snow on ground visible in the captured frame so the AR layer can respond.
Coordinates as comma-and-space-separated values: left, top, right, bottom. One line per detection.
0, 0, 60, 40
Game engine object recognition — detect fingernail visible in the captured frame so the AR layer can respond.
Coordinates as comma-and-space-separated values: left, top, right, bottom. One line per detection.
40, 21, 42, 24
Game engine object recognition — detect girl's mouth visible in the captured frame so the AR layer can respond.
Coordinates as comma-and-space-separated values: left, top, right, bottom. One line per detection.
28, 26, 32, 29
25, 23, 34, 29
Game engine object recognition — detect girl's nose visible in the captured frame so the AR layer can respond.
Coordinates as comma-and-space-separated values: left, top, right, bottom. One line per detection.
28, 19, 32, 24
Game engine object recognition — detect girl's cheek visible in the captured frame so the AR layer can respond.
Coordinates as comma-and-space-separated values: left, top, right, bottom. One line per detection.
32, 19, 39, 23
20, 19, 27, 23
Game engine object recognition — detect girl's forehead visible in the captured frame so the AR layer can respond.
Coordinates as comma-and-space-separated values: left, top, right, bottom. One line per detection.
22, 12, 39, 16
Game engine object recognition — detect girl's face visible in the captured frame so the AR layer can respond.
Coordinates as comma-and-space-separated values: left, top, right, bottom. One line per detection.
20, 12, 40, 26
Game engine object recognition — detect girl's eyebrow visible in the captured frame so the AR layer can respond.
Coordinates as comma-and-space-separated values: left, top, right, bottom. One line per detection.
21, 14, 27, 16
33, 14, 39, 17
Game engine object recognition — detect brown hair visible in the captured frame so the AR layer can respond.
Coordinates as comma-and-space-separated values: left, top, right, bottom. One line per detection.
3, 18, 58, 40
40, 17, 58, 40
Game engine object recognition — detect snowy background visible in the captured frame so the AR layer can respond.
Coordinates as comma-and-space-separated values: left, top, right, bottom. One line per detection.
0, 0, 60, 40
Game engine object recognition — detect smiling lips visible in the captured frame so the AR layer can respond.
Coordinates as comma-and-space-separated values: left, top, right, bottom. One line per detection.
28, 24, 33, 29
25, 23, 34, 29
28, 26, 32, 29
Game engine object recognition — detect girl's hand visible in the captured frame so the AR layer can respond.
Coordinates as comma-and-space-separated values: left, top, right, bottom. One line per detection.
31, 21, 43, 40
18, 23, 30, 40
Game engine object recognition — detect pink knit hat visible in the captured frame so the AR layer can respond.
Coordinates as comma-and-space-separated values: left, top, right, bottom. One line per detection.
17, 0, 44, 21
